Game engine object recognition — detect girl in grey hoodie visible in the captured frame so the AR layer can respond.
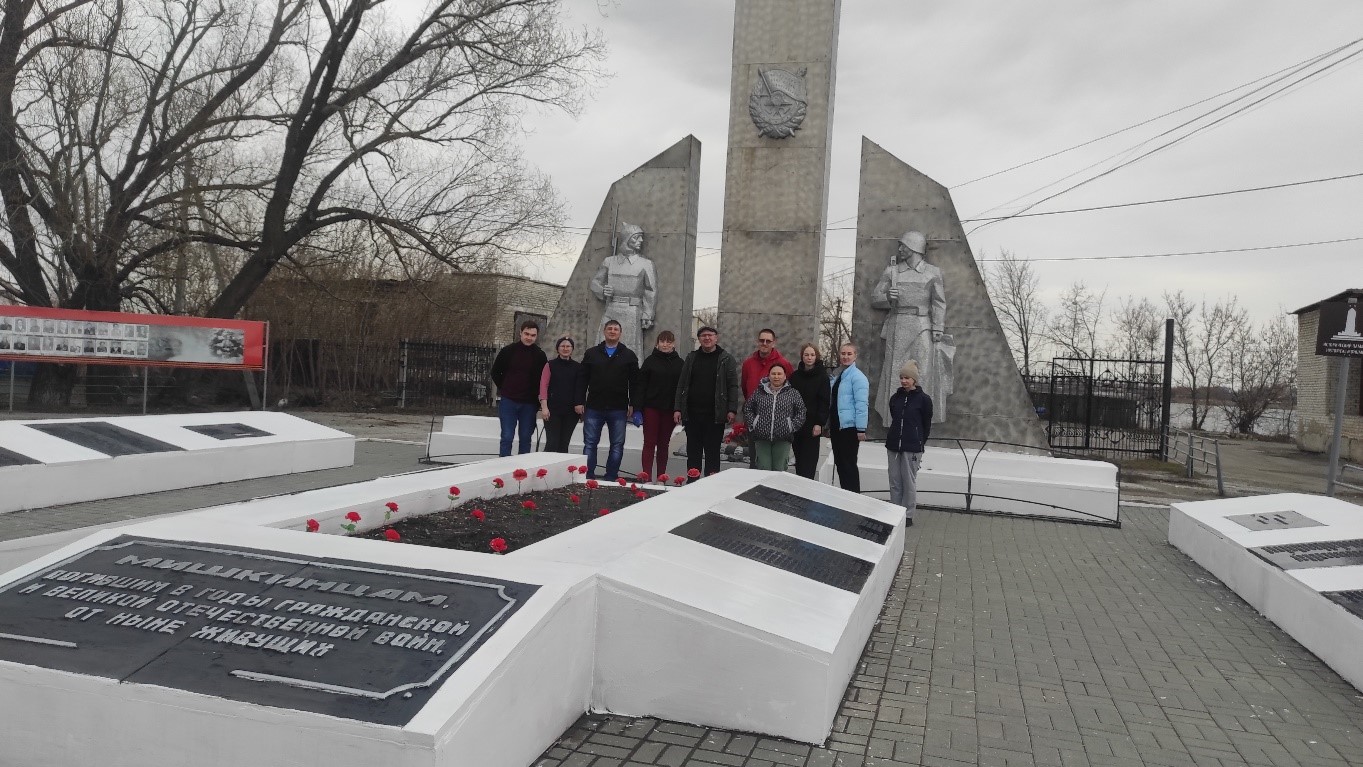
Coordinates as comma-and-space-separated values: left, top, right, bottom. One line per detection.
743, 363, 807, 471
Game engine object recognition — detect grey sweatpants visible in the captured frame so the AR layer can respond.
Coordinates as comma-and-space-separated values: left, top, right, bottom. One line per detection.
887, 450, 922, 517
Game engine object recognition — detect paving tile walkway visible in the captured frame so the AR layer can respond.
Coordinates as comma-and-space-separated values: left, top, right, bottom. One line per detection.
536, 507, 1363, 767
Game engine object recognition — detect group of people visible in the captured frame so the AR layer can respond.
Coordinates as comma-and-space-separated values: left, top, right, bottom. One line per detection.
489, 320, 934, 519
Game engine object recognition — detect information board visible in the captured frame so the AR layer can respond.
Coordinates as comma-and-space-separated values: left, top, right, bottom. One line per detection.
0, 307, 266, 370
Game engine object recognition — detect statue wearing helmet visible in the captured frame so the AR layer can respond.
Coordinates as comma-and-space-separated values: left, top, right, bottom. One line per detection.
870, 230, 950, 425
590, 222, 657, 353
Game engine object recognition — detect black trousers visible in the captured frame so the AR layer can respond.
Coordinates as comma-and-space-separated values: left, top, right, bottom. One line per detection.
544, 411, 579, 454
830, 426, 861, 492
686, 411, 725, 480
792, 430, 822, 479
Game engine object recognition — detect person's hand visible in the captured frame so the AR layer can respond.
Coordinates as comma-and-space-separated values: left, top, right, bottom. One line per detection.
627, 406, 634, 420
539, 408, 549, 421
574, 405, 584, 415
887, 288, 900, 303
812, 425, 822, 437
857, 432, 866, 442
726, 411, 736, 425
933, 330, 943, 341
642, 317, 654, 329
674, 411, 683, 425
603, 285, 614, 299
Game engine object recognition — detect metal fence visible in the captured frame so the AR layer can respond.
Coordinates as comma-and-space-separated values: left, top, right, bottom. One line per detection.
1166, 426, 1225, 495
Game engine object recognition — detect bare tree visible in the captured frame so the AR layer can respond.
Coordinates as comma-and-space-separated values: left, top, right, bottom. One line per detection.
1221, 313, 1296, 434
1046, 280, 1107, 360
983, 248, 1045, 374
1164, 290, 1244, 430
818, 269, 853, 361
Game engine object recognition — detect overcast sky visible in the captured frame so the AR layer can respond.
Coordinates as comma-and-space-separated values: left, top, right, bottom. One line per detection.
514, 0, 1363, 337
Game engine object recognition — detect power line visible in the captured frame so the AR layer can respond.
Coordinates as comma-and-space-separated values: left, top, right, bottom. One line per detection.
952, 36, 1363, 190
977, 235, 1363, 263
959, 171, 1363, 223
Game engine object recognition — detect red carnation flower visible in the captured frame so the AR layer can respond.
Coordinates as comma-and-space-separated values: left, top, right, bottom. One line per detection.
617, 478, 628, 487
345, 511, 361, 522
536, 468, 548, 478
568, 465, 578, 474
471, 509, 486, 521
657, 473, 669, 483
674, 476, 686, 486
384, 529, 401, 542
687, 468, 701, 479
522, 500, 538, 511
635, 491, 647, 500
490, 537, 508, 553
448, 486, 460, 496
586, 479, 599, 490
513, 468, 529, 481
570, 494, 581, 504
305, 519, 320, 532
636, 472, 651, 483
630, 483, 638, 492
577, 465, 587, 474
492, 477, 505, 488
385, 501, 399, 512
598, 508, 611, 516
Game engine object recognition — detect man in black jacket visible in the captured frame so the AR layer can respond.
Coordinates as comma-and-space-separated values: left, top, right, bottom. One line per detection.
490, 320, 548, 456
673, 326, 742, 481
576, 320, 639, 480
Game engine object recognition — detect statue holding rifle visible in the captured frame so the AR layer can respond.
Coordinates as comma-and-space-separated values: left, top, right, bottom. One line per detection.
871, 230, 952, 425
590, 220, 657, 353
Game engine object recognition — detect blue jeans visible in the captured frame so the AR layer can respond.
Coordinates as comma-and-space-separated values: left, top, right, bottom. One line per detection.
582, 408, 627, 480
498, 398, 538, 456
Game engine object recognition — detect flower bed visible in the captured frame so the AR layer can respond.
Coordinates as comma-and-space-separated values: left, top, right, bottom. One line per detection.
354, 484, 659, 554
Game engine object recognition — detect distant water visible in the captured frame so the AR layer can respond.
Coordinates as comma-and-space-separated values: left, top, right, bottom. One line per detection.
1169, 404, 1294, 436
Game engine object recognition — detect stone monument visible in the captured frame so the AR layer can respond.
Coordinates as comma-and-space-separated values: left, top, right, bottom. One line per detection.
850, 138, 1046, 447
544, 136, 700, 355
716, 0, 841, 347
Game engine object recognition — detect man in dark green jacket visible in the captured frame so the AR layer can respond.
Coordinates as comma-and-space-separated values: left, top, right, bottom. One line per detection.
674, 326, 741, 481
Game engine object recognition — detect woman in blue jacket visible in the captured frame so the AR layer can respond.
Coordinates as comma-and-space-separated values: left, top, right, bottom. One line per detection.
885, 360, 933, 524
829, 343, 869, 492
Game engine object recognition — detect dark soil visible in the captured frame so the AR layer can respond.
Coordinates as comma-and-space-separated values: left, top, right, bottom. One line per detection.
356, 484, 661, 554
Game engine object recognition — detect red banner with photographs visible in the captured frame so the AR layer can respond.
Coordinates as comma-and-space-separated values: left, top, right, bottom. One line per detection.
0, 307, 266, 370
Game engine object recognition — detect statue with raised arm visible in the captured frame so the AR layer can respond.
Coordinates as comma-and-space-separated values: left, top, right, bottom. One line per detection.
871, 230, 952, 425
590, 222, 657, 353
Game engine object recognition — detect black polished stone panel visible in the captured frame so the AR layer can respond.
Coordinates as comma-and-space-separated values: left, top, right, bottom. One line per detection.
670, 512, 874, 593
1251, 538, 1363, 570
0, 536, 538, 726
0, 445, 39, 466
27, 421, 183, 456
1226, 510, 1324, 531
1324, 590, 1363, 620
738, 484, 892, 544
183, 423, 274, 440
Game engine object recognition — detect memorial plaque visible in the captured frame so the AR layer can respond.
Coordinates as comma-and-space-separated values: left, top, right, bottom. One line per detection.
670, 513, 874, 593
0, 445, 40, 467
737, 485, 893, 544
1324, 590, 1363, 620
183, 423, 274, 440
1226, 510, 1325, 531
0, 536, 538, 725
1251, 538, 1363, 571
27, 421, 183, 456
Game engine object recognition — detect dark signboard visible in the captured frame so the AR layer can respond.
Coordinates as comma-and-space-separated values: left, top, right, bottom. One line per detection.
1315, 302, 1363, 357
0, 537, 538, 725
737, 485, 893, 544
184, 423, 274, 440
1251, 538, 1363, 570
670, 513, 875, 593
0, 445, 40, 467
27, 421, 184, 457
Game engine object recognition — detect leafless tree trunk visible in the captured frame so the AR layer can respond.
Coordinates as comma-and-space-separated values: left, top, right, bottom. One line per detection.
983, 248, 1044, 374
1046, 281, 1106, 360
1221, 313, 1296, 434
1164, 290, 1245, 430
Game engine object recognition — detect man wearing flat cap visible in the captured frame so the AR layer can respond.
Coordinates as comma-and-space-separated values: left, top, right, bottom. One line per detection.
871, 230, 950, 427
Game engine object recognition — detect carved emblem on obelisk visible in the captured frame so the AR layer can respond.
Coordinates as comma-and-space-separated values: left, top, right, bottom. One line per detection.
748, 67, 808, 139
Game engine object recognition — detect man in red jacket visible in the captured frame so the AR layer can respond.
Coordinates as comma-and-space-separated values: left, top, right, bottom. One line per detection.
741, 328, 794, 399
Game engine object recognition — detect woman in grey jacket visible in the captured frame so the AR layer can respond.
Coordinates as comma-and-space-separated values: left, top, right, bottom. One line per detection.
742, 364, 807, 471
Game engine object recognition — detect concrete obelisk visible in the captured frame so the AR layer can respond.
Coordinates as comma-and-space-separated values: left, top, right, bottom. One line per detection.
716, 0, 841, 348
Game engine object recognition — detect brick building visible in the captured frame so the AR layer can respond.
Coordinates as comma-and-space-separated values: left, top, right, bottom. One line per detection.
1293, 289, 1363, 461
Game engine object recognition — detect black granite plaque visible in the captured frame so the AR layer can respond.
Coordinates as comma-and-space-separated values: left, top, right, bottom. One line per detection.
0, 445, 40, 467
1324, 590, 1363, 620
28, 421, 183, 456
1251, 538, 1363, 570
1226, 510, 1324, 531
183, 423, 274, 440
0, 536, 538, 725
670, 513, 874, 593
737, 484, 893, 544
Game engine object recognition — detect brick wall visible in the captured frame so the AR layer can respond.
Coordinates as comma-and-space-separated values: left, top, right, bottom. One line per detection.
1296, 308, 1363, 461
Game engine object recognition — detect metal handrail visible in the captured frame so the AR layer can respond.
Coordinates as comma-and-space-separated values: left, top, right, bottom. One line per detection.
1339, 463, 1363, 493
1165, 426, 1225, 496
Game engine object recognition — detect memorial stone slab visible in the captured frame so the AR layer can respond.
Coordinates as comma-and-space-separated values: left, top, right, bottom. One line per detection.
1226, 510, 1324, 531
0, 445, 39, 467
183, 423, 275, 440
670, 512, 874, 593
1325, 590, 1363, 620
27, 421, 184, 456
736, 484, 892, 544
1251, 538, 1363, 570
0, 536, 537, 726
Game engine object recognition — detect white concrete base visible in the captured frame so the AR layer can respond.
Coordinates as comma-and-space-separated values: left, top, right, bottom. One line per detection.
1168, 494, 1363, 693
818, 444, 1119, 525
0, 412, 355, 513
427, 414, 683, 476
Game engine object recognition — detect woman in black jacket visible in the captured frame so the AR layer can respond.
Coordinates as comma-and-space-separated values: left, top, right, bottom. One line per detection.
789, 343, 832, 479
538, 337, 581, 453
636, 331, 684, 477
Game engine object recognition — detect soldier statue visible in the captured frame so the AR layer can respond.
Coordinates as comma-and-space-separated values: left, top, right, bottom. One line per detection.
590, 222, 657, 353
871, 230, 952, 425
